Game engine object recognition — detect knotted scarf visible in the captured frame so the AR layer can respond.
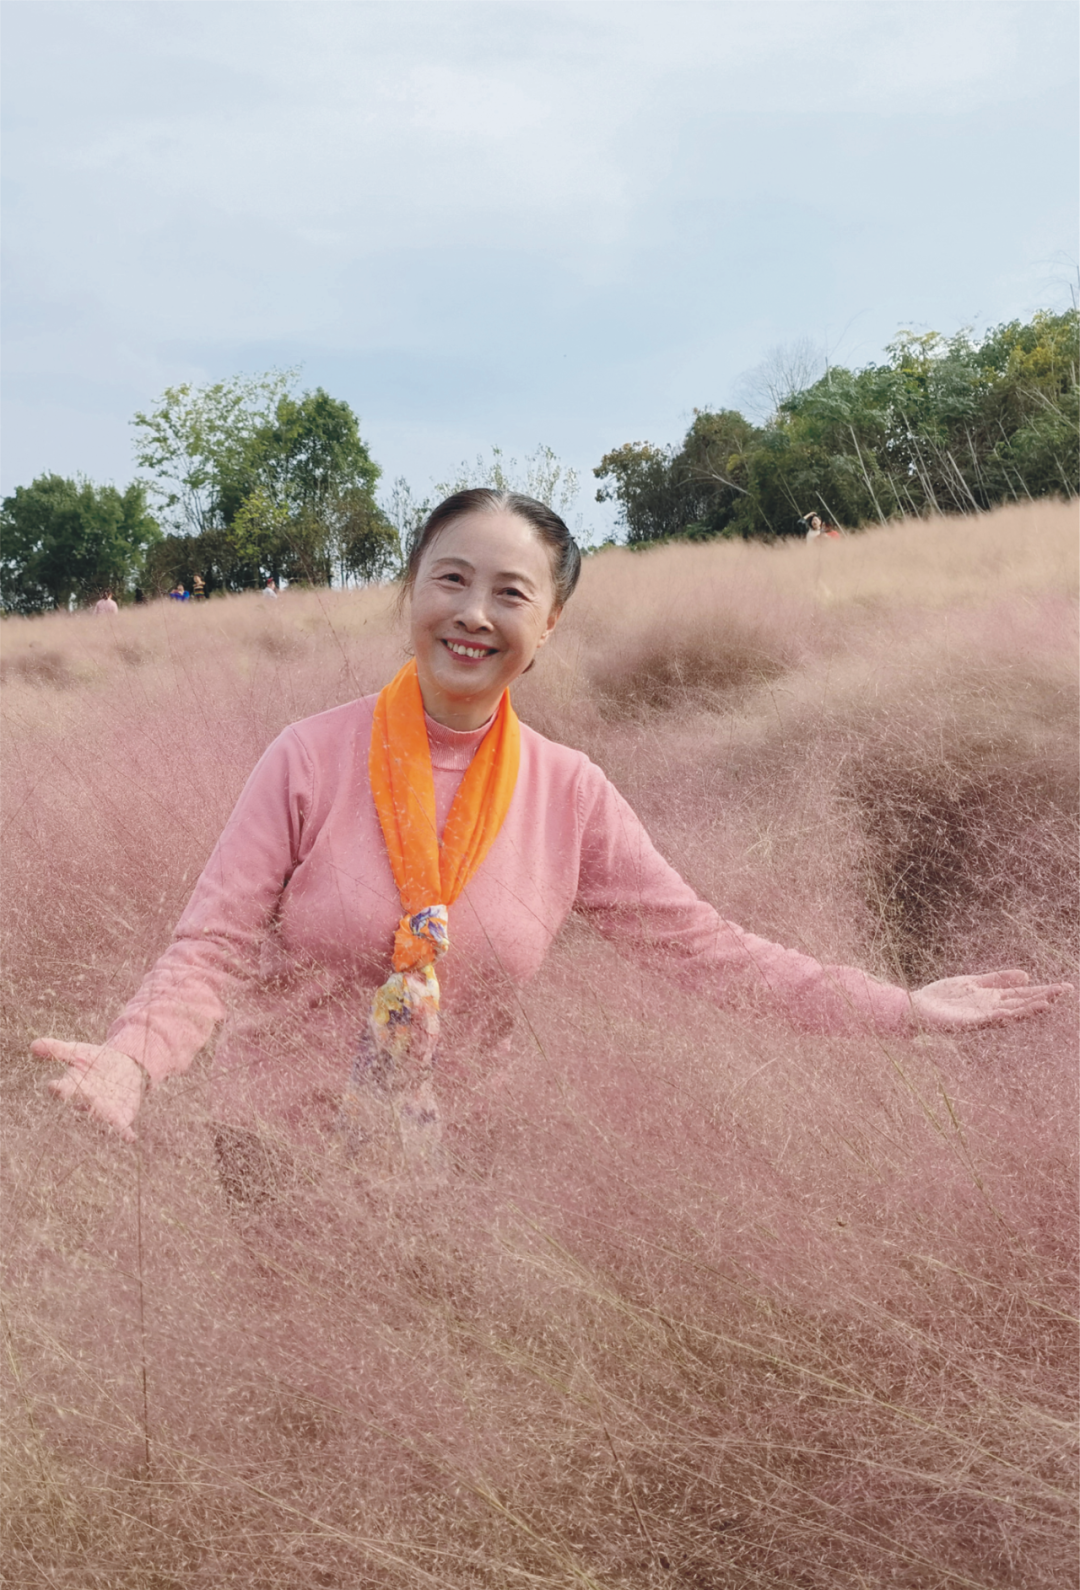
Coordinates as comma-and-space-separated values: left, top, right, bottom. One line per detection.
338, 659, 520, 1169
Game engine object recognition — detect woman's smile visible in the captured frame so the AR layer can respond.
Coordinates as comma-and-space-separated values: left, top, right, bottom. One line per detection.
441, 638, 499, 661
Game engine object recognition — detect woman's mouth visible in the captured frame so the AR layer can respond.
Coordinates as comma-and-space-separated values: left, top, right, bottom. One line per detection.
442, 639, 496, 660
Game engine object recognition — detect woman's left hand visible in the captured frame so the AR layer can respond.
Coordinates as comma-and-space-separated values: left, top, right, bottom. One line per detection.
910, 970, 1072, 1030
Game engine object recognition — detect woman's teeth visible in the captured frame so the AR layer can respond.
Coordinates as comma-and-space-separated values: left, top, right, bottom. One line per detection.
445, 641, 493, 658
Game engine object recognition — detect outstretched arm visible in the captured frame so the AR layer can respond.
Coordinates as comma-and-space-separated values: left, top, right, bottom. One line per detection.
31, 722, 316, 1141
574, 766, 1071, 1036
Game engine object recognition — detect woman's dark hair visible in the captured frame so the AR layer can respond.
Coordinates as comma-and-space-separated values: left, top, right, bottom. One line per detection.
399, 489, 582, 611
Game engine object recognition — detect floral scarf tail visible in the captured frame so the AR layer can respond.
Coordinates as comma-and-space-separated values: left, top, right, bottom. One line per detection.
337, 662, 519, 1174
337, 915, 447, 1174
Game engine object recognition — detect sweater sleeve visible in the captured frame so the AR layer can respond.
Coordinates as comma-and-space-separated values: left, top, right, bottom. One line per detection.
105, 726, 315, 1085
573, 762, 914, 1037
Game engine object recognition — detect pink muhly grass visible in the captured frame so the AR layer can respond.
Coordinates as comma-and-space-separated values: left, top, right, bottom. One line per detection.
1, 502, 1077, 1588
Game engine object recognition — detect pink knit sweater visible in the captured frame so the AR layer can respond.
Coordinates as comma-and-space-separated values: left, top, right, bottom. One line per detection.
106, 696, 913, 1134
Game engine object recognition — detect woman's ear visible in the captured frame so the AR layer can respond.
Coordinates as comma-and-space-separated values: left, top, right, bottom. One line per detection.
535, 604, 562, 649
522, 606, 561, 673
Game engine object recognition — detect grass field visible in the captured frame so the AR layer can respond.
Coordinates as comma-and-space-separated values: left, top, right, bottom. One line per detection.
2, 500, 1077, 1588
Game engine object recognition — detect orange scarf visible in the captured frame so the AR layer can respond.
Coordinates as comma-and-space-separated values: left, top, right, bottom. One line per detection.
339, 660, 520, 1171
369, 657, 521, 969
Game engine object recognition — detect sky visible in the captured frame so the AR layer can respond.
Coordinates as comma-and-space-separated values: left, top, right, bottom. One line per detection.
2, 0, 1077, 538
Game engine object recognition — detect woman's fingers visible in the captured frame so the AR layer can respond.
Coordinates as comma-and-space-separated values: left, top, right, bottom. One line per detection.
990, 979, 1071, 1003
969, 970, 1073, 1005
993, 983, 1072, 1017
31, 1039, 142, 1143
911, 973, 1072, 1030
32, 1038, 106, 1069
48, 1075, 139, 1142
970, 969, 1030, 989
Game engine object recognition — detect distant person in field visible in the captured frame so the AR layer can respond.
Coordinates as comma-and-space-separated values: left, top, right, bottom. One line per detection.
192, 573, 207, 600
93, 590, 119, 616
34, 491, 1070, 1171
262, 577, 278, 599
168, 582, 189, 601
801, 513, 843, 541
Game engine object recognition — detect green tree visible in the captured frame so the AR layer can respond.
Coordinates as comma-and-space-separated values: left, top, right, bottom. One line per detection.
255, 390, 380, 513
327, 488, 401, 586
235, 388, 393, 585
141, 525, 261, 597
594, 442, 686, 544
766, 363, 902, 527
594, 417, 761, 544
225, 487, 293, 583
671, 409, 763, 536
975, 310, 1079, 501
132, 370, 296, 536
594, 308, 1078, 547
1, 475, 160, 613
132, 372, 396, 587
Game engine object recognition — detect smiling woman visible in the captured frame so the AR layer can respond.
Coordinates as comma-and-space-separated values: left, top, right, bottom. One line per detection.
32, 490, 1070, 1180
405, 496, 569, 731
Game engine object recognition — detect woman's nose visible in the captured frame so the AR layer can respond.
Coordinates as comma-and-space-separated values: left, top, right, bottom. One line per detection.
456, 589, 494, 629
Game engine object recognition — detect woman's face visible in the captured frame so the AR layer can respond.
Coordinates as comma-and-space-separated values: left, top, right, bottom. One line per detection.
409, 509, 560, 730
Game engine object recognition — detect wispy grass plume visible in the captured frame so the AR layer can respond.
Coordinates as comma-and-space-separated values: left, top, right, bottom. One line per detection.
3, 502, 1077, 1588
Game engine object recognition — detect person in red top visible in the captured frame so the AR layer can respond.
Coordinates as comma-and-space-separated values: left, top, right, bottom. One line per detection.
802, 513, 843, 541
34, 491, 1070, 1150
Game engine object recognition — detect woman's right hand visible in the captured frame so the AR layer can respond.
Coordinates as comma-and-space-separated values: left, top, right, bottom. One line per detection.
30, 1039, 145, 1143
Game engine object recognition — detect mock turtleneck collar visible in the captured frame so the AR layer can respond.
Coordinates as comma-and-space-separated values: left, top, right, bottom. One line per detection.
424, 709, 496, 771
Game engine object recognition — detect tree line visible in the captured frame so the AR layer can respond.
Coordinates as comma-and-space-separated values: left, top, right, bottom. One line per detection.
0, 372, 397, 613
2, 308, 1076, 613
595, 309, 1078, 543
